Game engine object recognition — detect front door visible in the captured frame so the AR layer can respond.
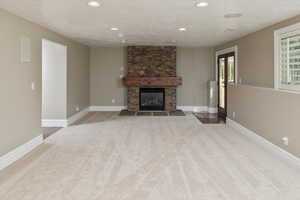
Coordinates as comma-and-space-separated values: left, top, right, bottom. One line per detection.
218, 52, 235, 120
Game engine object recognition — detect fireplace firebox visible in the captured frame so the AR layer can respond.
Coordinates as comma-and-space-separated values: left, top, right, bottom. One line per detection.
139, 88, 165, 111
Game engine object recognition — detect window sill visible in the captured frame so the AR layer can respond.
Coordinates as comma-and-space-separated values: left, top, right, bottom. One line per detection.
276, 88, 300, 94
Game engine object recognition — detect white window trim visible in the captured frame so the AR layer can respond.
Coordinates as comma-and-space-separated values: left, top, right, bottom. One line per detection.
215, 45, 238, 84
274, 22, 300, 92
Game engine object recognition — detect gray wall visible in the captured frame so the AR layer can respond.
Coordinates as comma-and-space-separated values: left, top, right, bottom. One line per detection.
227, 85, 300, 158
215, 15, 300, 157
0, 8, 89, 156
90, 47, 127, 107
89, 47, 214, 107
177, 47, 214, 107
67, 41, 90, 117
216, 15, 300, 88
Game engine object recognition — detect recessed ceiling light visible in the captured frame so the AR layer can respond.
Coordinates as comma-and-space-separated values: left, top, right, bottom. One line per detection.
111, 27, 119, 31
195, 2, 208, 7
224, 13, 243, 18
178, 27, 187, 32
88, 1, 100, 7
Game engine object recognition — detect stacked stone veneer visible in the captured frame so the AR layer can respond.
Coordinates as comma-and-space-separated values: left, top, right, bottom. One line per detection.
127, 46, 176, 77
126, 46, 178, 112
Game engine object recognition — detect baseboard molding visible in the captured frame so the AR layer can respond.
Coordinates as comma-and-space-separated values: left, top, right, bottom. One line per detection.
88, 106, 218, 113
42, 107, 90, 128
89, 106, 127, 112
208, 107, 218, 113
227, 118, 300, 166
41, 119, 68, 128
0, 135, 44, 171
177, 106, 207, 112
67, 107, 89, 126
177, 106, 218, 113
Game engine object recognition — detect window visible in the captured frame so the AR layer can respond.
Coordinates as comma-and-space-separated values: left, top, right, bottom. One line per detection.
215, 46, 238, 85
228, 56, 235, 83
275, 23, 300, 92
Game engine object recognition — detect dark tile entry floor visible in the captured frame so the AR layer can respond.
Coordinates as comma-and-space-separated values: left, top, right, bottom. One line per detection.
193, 112, 225, 124
119, 110, 186, 116
43, 127, 62, 139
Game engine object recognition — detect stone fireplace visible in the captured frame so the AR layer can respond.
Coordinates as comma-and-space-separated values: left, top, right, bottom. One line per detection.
123, 46, 182, 112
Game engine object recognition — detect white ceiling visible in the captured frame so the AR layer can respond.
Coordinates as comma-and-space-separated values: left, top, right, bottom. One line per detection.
1, 0, 300, 47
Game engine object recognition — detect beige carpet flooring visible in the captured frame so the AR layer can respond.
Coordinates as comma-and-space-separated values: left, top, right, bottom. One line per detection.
1, 112, 300, 200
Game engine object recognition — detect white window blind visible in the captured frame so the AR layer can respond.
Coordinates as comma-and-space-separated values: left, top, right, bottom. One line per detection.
275, 23, 300, 92
280, 35, 300, 88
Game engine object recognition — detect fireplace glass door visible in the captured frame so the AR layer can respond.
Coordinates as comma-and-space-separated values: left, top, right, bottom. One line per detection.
139, 88, 165, 111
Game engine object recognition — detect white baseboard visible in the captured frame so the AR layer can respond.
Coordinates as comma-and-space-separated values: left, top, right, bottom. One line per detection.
0, 135, 44, 171
67, 107, 89, 126
89, 106, 218, 113
177, 106, 217, 113
89, 106, 127, 112
227, 118, 300, 166
177, 106, 207, 112
41, 119, 68, 128
42, 107, 90, 127
208, 107, 218, 113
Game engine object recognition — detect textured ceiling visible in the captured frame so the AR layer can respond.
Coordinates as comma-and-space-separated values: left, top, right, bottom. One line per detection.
0, 0, 300, 47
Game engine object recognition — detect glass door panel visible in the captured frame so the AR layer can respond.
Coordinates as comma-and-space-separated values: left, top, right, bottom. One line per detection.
219, 58, 225, 109
228, 56, 235, 83
218, 52, 235, 120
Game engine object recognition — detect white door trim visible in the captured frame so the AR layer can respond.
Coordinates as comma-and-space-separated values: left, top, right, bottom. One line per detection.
215, 45, 238, 84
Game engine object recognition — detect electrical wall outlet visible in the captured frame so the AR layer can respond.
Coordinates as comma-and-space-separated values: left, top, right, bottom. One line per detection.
112, 99, 116, 104
282, 137, 289, 146
31, 82, 36, 91
239, 77, 242, 84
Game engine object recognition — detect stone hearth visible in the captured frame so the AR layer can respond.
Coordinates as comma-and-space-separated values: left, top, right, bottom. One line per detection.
123, 46, 182, 112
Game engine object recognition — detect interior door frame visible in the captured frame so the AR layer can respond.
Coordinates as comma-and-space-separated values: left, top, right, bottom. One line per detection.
215, 46, 238, 84
215, 46, 238, 120
217, 55, 227, 119
217, 52, 235, 119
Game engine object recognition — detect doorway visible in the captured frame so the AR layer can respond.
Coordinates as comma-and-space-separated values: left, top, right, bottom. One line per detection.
217, 52, 235, 120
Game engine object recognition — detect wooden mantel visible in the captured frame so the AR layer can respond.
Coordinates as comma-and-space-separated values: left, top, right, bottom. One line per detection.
122, 77, 183, 87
